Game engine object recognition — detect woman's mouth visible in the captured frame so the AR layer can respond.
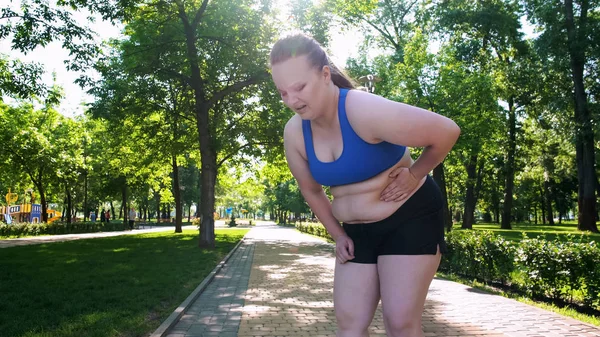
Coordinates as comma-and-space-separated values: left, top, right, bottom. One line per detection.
296, 105, 307, 112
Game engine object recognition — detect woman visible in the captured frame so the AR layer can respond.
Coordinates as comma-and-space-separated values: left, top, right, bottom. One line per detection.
270, 33, 460, 337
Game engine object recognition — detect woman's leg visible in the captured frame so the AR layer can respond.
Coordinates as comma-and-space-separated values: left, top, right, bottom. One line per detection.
334, 261, 380, 337
377, 249, 441, 337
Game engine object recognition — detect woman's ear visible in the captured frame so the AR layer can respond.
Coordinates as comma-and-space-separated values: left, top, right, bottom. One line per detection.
321, 65, 331, 83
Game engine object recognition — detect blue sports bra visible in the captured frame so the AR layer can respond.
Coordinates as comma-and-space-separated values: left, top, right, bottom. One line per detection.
302, 88, 406, 187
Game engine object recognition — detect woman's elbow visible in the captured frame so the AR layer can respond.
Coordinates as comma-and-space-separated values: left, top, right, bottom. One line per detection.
447, 120, 461, 144
299, 182, 323, 198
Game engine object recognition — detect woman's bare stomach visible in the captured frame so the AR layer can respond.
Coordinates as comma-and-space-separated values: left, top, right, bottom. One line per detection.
330, 149, 427, 224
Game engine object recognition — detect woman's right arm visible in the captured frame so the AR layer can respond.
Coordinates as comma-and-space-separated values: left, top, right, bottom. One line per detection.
283, 119, 345, 241
283, 119, 355, 263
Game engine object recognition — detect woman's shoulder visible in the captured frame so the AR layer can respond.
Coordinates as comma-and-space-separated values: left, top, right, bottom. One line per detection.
284, 114, 303, 140
345, 88, 397, 115
283, 114, 307, 156
344, 89, 398, 142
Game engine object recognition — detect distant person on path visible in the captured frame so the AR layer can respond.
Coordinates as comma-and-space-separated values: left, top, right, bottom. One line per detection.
100, 209, 106, 223
128, 208, 136, 230
105, 210, 110, 224
270, 33, 460, 337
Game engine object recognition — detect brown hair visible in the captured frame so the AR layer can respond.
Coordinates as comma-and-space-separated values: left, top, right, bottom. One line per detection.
270, 33, 355, 89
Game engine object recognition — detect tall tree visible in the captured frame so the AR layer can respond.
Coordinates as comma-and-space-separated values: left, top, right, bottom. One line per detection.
524, 0, 599, 231
434, 0, 535, 230
90, 0, 286, 247
54, 117, 86, 224
0, 99, 67, 222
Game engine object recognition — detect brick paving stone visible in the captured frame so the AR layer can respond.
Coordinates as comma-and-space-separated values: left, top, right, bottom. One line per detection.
162, 222, 600, 337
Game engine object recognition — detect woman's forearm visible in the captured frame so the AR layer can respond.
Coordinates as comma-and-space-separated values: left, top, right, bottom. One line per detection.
410, 122, 460, 180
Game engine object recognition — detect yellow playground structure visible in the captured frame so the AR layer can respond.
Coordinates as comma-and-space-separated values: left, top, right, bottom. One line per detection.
1, 189, 62, 224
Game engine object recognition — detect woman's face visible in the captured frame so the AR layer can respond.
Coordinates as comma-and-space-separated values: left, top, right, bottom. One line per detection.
271, 55, 331, 119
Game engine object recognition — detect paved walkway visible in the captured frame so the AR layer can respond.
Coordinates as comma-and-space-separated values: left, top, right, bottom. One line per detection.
164, 222, 600, 337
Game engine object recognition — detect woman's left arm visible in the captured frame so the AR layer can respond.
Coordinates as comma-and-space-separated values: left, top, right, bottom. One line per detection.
346, 90, 461, 180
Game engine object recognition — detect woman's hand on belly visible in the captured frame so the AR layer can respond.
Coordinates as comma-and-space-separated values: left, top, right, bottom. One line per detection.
330, 150, 426, 223
380, 166, 420, 202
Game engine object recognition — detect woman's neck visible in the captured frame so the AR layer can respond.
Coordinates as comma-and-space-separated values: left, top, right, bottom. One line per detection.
312, 85, 340, 129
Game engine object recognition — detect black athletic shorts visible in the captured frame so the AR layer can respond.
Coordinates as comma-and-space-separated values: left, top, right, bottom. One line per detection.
341, 175, 447, 264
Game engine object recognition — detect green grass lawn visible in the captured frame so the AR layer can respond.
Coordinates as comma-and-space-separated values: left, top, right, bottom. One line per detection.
0, 229, 249, 337
470, 221, 600, 242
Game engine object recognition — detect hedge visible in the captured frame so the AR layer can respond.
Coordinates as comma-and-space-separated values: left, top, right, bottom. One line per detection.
0, 221, 129, 238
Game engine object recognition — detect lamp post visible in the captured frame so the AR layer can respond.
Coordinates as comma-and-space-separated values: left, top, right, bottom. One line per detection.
358, 74, 382, 93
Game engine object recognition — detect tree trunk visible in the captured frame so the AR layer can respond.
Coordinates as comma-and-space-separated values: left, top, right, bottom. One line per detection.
197, 168, 202, 218
577, 138, 597, 231
84, 170, 88, 222
35, 182, 48, 223
196, 102, 217, 247
540, 186, 546, 225
188, 204, 192, 223
559, 212, 563, 224
199, 147, 217, 247
39, 188, 47, 223
110, 201, 115, 222
502, 97, 517, 229
462, 153, 478, 229
30, 170, 48, 223
544, 176, 555, 226
175, 0, 264, 246
432, 163, 453, 232
65, 184, 72, 225
564, 0, 598, 232
122, 182, 127, 226
493, 172, 501, 223
173, 154, 183, 232
475, 157, 485, 204
155, 190, 161, 222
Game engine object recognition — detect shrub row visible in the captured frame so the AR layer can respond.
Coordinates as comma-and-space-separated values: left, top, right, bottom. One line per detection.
296, 222, 600, 309
0, 221, 129, 238
296, 222, 333, 241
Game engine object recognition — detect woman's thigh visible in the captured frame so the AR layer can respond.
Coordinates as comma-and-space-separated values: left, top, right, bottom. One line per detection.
334, 261, 380, 328
377, 251, 441, 323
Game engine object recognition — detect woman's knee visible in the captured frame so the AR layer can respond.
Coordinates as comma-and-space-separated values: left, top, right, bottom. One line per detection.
335, 305, 372, 332
382, 308, 422, 336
